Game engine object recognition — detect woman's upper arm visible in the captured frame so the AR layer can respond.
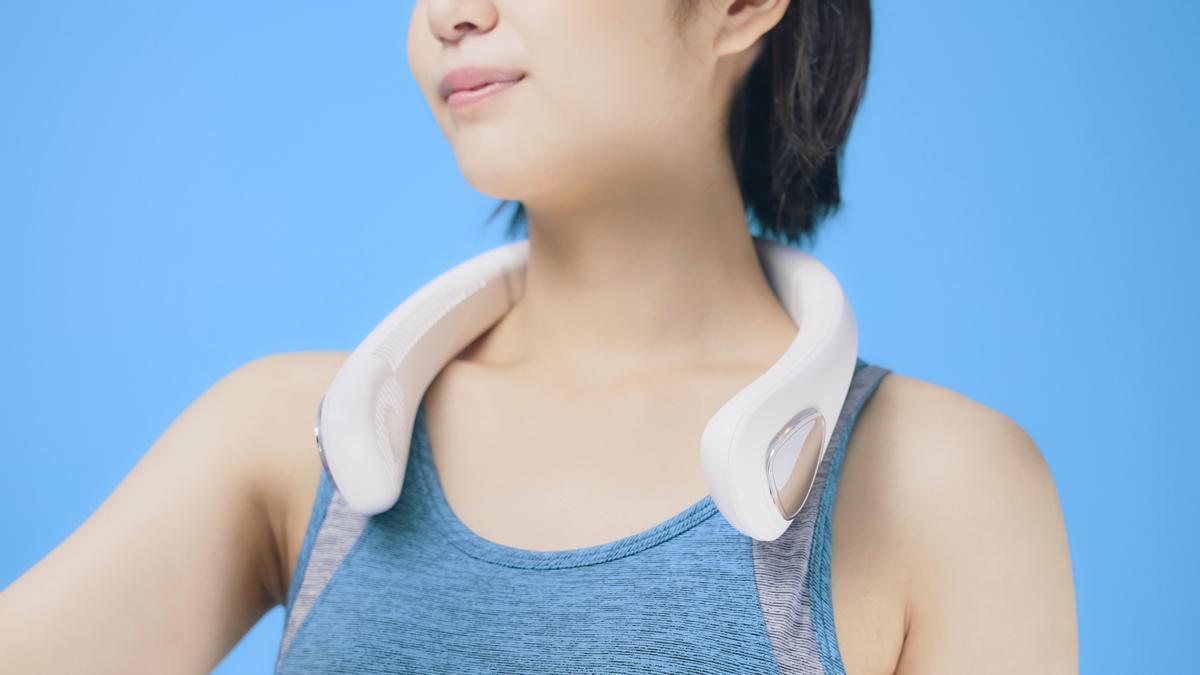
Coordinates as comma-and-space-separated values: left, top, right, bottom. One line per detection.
0, 354, 323, 673
891, 393, 1079, 674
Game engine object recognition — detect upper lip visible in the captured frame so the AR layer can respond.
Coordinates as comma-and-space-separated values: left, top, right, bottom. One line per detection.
438, 66, 526, 100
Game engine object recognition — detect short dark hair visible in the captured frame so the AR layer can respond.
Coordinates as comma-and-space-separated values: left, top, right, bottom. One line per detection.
483, 0, 872, 249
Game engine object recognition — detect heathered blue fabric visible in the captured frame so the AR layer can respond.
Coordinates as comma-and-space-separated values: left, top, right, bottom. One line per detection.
283, 462, 334, 611
276, 357, 888, 674
808, 365, 882, 675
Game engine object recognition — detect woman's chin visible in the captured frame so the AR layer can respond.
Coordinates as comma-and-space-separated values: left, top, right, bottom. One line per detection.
457, 164, 549, 203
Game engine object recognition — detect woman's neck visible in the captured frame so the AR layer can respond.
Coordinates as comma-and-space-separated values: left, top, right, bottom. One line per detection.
465, 166, 799, 382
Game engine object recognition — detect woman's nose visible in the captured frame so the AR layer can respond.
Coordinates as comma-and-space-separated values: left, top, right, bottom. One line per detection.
426, 0, 499, 46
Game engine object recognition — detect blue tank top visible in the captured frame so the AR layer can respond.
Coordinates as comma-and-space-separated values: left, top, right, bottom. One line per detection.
275, 357, 891, 674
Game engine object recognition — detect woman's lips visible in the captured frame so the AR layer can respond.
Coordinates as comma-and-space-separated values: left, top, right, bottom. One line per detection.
447, 75, 525, 110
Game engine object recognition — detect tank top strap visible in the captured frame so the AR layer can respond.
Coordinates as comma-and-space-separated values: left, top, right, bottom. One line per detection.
277, 461, 370, 668
752, 357, 892, 675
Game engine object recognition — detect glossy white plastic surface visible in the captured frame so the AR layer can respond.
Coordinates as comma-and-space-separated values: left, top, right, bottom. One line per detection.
317, 236, 857, 541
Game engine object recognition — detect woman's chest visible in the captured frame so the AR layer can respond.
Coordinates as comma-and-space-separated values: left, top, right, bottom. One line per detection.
278, 474, 781, 673
279, 363, 908, 674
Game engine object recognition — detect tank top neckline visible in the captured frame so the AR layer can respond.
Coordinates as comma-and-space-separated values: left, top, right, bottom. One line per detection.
409, 357, 866, 571
411, 400, 721, 570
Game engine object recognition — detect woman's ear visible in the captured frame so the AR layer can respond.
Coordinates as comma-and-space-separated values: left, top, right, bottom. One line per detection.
710, 0, 790, 58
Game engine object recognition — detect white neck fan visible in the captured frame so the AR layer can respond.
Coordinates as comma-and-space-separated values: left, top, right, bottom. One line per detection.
315, 235, 858, 542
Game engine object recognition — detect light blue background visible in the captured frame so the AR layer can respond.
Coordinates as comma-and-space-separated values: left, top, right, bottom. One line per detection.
2, 1, 1196, 673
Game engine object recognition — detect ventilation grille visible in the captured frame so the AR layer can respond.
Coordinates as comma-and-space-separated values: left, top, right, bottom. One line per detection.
373, 277, 489, 371
374, 374, 408, 464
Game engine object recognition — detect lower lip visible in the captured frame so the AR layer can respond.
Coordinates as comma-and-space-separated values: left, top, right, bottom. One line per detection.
447, 76, 524, 110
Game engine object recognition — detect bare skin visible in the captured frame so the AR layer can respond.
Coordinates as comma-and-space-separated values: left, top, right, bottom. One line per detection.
1, 0, 1078, 671
275, 337, 1076, 675
0, 347, 1076, 673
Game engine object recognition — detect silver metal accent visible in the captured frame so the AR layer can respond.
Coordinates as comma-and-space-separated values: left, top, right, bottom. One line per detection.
764, 407, 827, 520
315, 394, 339, 493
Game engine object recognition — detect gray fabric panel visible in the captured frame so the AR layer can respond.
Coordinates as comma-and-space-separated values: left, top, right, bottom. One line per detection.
276, 488, 371, 667
752, 364, 891, 675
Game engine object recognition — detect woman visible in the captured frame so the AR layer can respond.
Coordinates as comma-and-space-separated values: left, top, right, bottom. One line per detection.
0, 1, 1077, 673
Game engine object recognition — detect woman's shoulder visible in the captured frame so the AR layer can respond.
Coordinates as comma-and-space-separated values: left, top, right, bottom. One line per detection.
845, 369, 1052, 530
849, 368, 1042, 474
835, 368, 1076, 674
